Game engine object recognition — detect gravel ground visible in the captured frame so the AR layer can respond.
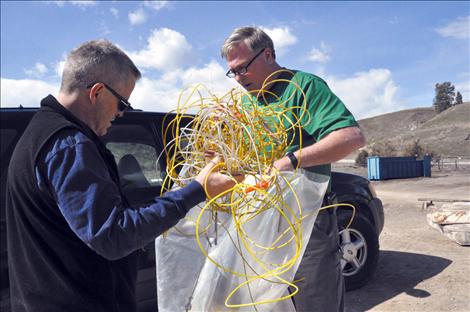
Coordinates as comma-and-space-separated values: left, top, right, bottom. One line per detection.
333, 163, 470, 312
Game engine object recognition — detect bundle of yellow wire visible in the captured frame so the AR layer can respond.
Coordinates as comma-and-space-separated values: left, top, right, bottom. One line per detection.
159, 70, 354, 309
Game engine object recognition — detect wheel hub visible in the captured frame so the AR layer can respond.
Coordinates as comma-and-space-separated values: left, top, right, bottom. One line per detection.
341, 242, 358, 262
339, 228, 368, 276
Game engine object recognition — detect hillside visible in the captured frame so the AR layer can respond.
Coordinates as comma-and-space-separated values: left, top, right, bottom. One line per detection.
357, 102, 470, 157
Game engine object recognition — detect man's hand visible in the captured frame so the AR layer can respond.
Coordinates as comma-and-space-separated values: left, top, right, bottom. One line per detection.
195, 156, 244, 199
273, 155, 295, 172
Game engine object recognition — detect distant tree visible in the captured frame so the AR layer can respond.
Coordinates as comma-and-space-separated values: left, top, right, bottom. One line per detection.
455, 91, 463, 105
433, 82, 455, 113
355, 149, 369, 167
370, 141, 396, 157
402, 139, 436, 159
403, 140, 424, 157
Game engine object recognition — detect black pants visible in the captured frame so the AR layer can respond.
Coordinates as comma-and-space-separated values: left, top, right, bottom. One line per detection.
290, 194, 345, 312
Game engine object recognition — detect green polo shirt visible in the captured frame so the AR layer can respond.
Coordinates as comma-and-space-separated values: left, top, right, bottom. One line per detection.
243, 69, 358, 188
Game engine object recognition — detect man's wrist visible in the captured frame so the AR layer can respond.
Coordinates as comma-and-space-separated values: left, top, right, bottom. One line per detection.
285, 151, 299, 170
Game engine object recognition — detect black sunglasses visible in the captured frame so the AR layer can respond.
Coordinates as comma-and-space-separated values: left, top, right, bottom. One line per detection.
87, 83, 133, 112
226, 49, 265, 78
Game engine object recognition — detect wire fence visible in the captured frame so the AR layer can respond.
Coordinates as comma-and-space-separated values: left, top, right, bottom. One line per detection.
432, 156, 470, 170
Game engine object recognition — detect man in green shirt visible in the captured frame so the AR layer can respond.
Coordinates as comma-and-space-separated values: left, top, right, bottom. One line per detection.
221, 26, 366, 311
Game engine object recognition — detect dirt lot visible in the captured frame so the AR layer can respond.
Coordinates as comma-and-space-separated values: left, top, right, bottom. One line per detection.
333, 163, 470, 312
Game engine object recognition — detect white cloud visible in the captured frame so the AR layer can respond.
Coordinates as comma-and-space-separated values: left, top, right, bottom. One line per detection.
131, 76, 187, 113
24, 62, 49, 78
69, 1, 96, 8
50, 1, 96, 9
261, 26, 298, 56
456, 71, 469, 80
435, 16, 470, 39
455, 80, 470, 102
50, 1, 65, 7
110, 7, 119, 18
1, 78, 59, 107
53, 53, 68, 78
143, 1, 169, 11
128, 28, 193, 71
3, 63, 404, 120
129, 8, 147, 25
131, 61, 237, 113
3, 64, 401, 119
447, 72, 469, 103
307, 42, 331, 63
180, 61, 237, 93
325, 68, 403, 119
99, 20, 111, 36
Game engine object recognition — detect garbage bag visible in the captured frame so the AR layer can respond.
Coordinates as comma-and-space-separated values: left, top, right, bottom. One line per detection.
156, 170, 329, 311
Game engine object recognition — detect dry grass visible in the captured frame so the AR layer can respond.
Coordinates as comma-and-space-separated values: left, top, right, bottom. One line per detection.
358, 102, 470, 157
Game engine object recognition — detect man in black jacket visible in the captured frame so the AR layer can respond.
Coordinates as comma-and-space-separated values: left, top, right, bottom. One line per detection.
6, 39, 241, 312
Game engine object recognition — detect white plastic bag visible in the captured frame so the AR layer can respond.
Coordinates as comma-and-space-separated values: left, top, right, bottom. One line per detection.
156, 170, 329, 311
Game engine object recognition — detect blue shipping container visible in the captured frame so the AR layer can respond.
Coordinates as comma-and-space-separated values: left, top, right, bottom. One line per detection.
367, 156, 432, 180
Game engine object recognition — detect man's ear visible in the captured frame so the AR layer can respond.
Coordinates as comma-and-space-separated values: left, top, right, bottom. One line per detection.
88, 83, 103, 105
265, 49, 275, 64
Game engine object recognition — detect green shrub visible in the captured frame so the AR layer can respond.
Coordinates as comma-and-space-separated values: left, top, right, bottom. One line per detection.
369, 141, 396, 157
355, 150, 369, 167
402, 139, 436, 159
402, 139, 423, 157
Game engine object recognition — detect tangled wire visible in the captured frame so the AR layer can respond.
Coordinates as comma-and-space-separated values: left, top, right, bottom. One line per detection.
159, 69, 355, 309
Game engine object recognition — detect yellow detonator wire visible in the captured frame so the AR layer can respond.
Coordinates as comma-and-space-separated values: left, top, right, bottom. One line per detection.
159, 69, 356, 309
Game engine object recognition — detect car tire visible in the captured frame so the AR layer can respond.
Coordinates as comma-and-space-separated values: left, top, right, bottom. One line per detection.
337, 208, 379, 291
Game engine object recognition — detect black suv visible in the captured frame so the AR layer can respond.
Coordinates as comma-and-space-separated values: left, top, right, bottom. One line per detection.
0, 107, 384, 311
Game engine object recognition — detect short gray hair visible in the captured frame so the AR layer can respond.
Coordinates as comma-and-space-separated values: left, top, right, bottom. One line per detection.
221, 26, 276, 59
60, 39, 141, 93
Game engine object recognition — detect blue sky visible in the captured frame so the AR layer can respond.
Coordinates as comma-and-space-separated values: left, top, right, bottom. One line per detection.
1, 1, 469, 119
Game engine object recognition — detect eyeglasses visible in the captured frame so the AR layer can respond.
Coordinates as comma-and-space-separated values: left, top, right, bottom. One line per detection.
225, 49, 265, 78
87, 82, 133, 112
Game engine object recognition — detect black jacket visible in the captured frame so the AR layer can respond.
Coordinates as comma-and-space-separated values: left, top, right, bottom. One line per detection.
6, 95, 139, 312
